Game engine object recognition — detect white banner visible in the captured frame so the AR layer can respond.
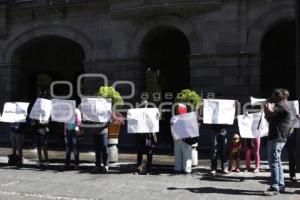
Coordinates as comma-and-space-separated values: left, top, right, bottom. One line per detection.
237, 112, 269, 138
127, 108, 160, 133
288, 100, 300, 128
170, 112, 199, 140
0, 102, 29, 123
51, 99, 76, 123
203, 99, 236, 125
250, 97, 267, 106
80, 98, 112, 123
29, 98, 52, 122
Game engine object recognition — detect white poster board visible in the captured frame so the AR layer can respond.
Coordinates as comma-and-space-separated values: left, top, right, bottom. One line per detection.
80, 98, 112, 123
288, 100, 300, 128
29, 98, 52, 122
127, 108, 160, 133
237, 112, 269, 138
0, 102, 29, 123
203, 99, 236, 125
51, 99, 76, 123
170, 112, 199, 140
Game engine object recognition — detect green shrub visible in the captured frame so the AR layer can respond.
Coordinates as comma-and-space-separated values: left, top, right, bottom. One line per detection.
175, 89, 202, 111
96, 86, 124, 109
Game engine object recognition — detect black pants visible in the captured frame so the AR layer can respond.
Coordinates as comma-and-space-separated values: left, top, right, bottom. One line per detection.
136, 134, 153, 173
211, 133, 227, 170
286, 133, 296, 178
94, 133, 109, 167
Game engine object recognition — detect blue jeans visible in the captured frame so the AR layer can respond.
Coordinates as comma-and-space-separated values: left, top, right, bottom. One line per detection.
64, 130, 79, 166
267, 140, 285, 190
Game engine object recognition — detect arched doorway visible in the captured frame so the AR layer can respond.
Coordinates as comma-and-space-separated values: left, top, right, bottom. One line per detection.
12, 36, 85, 102
261, 20, 296, 98
12, 36, 85, 143
140, 26, 191, 145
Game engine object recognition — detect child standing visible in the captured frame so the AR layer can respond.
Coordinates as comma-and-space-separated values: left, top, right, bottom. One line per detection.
227, 134, 242, 173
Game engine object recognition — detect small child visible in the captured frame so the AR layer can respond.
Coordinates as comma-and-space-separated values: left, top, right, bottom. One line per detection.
227, 134, 242, 173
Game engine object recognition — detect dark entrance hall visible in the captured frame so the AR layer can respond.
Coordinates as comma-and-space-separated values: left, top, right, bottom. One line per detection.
261, 20, 296, 99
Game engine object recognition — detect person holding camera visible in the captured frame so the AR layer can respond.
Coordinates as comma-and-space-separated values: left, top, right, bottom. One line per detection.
264, 88, 291, 196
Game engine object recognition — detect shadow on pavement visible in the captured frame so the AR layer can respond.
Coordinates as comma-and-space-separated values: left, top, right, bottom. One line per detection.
167, 187, 277, 196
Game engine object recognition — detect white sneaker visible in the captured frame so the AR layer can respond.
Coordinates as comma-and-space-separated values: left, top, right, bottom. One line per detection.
210, 170, 216, 175
103, 166, 109, 172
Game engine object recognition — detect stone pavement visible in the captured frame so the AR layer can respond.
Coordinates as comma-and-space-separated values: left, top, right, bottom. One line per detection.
0, 148, 299, 200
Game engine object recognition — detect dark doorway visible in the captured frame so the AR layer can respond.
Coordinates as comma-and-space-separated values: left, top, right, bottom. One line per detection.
141, 26, 190, 96
261, 20, 296, 98
13, 36, 85, 102
140, 27, 191, 145
12, 36, 85, 144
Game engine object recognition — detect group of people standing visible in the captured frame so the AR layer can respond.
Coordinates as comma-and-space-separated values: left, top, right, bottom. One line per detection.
5, 88, 299, 196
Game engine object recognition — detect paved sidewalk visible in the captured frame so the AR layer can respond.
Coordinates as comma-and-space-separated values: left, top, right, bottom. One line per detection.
0, 148, 298, 200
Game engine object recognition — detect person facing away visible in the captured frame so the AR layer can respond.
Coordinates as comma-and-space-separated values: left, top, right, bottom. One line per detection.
64, 108, 82, 170
264, 88, 291, 196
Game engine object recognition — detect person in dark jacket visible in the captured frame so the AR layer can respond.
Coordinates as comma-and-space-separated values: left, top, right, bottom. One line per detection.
264, 88, 291, 196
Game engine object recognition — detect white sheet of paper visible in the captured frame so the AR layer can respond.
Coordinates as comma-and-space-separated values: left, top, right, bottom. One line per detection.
29, 98, 52, 122
250, 97, 267, 106
127, 108, 160, 133
237, 112, 269, 138
80, 98, 112, 123
51, 99, 76, 123
0, 102, 29, 123
203, 99, 236, 125
171, 112, 199, 140
288, 101, 300, 128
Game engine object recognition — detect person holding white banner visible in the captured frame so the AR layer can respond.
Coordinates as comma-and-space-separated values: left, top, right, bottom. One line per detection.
172, 103, 193, 174
135, 100, 158, 175
9, 122, 26, 167
30, 90, 51, 167
64, 108, 82, 170
210, 125, 228, 175
245, 138, 261, 173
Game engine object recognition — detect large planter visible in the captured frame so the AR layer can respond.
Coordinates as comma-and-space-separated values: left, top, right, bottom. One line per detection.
108, 124, 121, 139
108, 123, 122, 163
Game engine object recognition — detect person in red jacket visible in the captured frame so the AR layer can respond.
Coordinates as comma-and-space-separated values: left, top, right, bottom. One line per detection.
227, 134, 242, 173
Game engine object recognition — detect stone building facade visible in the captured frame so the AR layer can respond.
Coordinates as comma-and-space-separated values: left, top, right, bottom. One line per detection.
0, 0, 296, 148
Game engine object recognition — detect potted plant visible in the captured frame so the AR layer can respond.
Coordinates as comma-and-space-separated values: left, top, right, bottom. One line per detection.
96, 86, 124, 139
175, 89, 202, 111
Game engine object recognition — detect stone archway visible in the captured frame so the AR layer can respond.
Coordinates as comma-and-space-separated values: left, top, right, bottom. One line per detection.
12, 36, 85, 102
139, 26, 191, 144
260, 20, 295, 98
